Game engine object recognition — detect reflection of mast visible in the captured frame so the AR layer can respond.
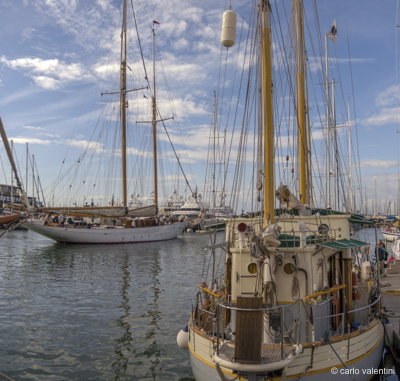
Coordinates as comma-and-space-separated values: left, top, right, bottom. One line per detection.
112, 254, 132, 378
146, 253, 161, 378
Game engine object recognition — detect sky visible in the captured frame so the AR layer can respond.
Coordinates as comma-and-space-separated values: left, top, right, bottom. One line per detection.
0, 0, 399, 214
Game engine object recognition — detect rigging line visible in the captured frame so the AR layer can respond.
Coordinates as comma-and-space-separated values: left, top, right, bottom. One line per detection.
227, 0, 258, 211
130, 11, 194, 199
397, 0, 400, 82
272, 6, 298, 196
130, 0, 150, 86
332, 42, 351, 125
345, 26, 363, 213
219, 8, 247, 194
157, 54, 193, 176
157, 115, 194, 196
0, 154, 9, 187
220, 0, 254, 210
162, 91, 192, 182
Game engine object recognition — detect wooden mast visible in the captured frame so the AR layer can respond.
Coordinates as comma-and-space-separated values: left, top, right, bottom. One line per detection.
261, 0, 274, 225
120, 0, 128, 206
294, 0, 309, 205
0, 118, 31, 211
151, 25, 158, 209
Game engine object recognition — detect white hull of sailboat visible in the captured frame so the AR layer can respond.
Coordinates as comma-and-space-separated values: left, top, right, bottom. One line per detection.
392, 237, 400, 260
382, 230, 400, 241
23, 221, 185, 244
189, 320, 384, 381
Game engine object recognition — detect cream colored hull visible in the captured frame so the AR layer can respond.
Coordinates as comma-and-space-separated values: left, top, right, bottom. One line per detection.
23, 221, 184, 244
382, 231, 400, 241
189, 320, 384, 381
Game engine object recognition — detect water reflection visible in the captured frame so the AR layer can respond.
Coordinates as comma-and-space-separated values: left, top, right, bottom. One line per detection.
112, 253, 132, 380
143, 252, 161, 380
0, 230, 204, 380
109, 244, 163, 380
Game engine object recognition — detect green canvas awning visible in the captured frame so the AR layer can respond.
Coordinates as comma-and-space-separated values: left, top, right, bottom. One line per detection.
320, 238, 369, 250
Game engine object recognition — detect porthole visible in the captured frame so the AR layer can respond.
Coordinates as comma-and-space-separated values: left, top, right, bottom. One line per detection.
247, 263, 257, 274
284, 263, 295, 275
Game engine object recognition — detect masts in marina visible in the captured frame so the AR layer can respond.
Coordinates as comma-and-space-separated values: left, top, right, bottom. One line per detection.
142, 22, 173, 211
20, 1, 184, 243
0, 118, 30, 211
185, 1, 384, 380
152, 26, 158, 208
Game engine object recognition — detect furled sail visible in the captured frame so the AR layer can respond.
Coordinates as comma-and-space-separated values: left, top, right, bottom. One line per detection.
41, 204, 157, 218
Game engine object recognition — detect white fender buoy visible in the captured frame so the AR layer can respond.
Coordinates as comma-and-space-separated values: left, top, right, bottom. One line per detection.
176, 325, 189, 349
221, 10, 237, 48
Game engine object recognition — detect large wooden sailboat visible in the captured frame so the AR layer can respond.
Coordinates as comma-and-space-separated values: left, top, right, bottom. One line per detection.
181, 1, 384, 380
22, 0, 184, 243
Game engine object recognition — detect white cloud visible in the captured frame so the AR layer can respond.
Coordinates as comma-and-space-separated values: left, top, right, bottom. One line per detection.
21, 125, 46, 131
64, 139, 105, 153
0, 87, 42, 106
307, 56, 375, 73
10, 136, 52, 145
32, 75, 59, 89
172, 38, 189, 50
9, 135, 105, 153
0, 56, 88, 89
360, 159, 397, 168
361, 107, 400, 126
375, 84, 400, 107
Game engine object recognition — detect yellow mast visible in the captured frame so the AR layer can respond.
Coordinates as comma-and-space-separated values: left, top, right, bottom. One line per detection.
261, 0, 274, 225
152, 26, 158, 209
294, 0, 309, 205
120, 0, 128, 206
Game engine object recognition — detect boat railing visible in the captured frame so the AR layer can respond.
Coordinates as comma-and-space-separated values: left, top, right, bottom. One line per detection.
313, 293, 381, 335
214, 301, 289, 361
191, 291, 218, 333
192, 287, 381, 364
191, 292, 382, 361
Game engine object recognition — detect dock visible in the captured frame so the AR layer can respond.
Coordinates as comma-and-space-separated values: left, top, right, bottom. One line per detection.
381, 259, 400, 375
382, 261, 400, 336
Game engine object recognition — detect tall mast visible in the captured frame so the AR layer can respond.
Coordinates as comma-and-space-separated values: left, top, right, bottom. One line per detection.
261, 0, 275, 225
347, 100, 353, 212
325, 33, 331, 208
0, 118, 30, 211
152, 25, 158, 209
294, 0, 309, 205
25, 143, 29, 198
120, 0, 128, 206
324, 20, 337, 209
212, 89, 217, 214
331, 79, 338, 210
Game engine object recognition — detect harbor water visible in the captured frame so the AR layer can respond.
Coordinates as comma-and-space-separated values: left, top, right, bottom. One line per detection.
0, 229, 208, 380
0, 227, 397, 380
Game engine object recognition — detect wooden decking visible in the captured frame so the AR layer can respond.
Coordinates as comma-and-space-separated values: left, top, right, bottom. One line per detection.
382, 261, 400, 336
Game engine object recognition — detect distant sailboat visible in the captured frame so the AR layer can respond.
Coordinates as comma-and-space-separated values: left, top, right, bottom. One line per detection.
0, 213, 19, 226
22, 0, 184, 244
